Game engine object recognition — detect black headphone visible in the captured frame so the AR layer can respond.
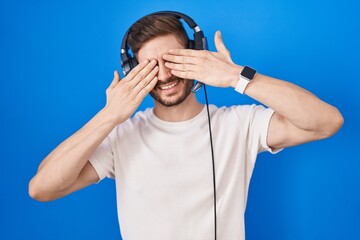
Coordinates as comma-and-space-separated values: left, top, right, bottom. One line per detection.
120, 11, 208, 92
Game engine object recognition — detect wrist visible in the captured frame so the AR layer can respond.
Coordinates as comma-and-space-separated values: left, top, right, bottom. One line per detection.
229, 65, 244, 88
99, 107, 125, 127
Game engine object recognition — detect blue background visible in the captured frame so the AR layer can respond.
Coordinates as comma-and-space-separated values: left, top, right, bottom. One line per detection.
1, 0, 359, 239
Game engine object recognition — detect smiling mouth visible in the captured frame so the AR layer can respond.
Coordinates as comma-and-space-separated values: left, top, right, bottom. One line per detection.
158, 80, 180, 90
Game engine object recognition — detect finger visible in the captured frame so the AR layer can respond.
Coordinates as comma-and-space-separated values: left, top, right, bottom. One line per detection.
124, 59, 150, 82
168, 48, 204, 57
130, 59, 158, 87
170, 69, 197, 79
108, 70, 121, 90
164, 62, 196, 72
163, 54, 199, 64
214, 31, 230, 55
137, 76, 159, 100
133, 65, 159, 94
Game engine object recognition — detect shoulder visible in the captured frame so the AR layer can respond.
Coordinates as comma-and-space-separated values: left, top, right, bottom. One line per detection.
209, 104, 274, 134
210, 104, 270, 120
131, 108, 153, 125
108, 108, 153, 138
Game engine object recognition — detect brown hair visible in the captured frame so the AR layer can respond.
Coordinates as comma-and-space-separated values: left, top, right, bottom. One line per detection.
127, 14, 189, 54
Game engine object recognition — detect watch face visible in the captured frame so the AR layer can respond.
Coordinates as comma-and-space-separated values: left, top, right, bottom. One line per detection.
241, 66, 256, 80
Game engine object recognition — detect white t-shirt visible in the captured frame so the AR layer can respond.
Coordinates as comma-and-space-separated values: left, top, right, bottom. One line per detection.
89, 104, 281, 240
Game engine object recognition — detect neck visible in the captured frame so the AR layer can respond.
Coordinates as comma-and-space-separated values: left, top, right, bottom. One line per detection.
153, 93, 203, 122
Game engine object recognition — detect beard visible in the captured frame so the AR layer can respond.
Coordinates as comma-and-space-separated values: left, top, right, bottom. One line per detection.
149, 77, 194, 107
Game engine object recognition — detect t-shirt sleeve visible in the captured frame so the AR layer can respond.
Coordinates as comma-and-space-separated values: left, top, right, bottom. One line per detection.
248, 105, 283, 154
89, 136, 115, 181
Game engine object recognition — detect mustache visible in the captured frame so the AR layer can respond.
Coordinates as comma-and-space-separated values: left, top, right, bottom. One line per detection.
155, 77, 183, 87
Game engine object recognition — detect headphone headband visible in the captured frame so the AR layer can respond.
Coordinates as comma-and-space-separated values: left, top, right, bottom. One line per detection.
120, 11, 207, 92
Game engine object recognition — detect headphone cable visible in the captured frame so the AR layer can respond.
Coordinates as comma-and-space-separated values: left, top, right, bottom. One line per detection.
203, 84, 217, 240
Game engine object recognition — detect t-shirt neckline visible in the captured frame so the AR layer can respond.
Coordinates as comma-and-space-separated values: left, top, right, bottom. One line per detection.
148, 105, 208, 128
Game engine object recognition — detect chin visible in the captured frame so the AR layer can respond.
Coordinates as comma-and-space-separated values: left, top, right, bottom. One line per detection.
150, 79, 194, 107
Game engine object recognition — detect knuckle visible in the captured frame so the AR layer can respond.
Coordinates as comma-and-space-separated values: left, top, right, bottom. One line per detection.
123, 84, 131, 92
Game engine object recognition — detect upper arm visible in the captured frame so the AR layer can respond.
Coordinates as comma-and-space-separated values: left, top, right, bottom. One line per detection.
267, 112, 327, 149
48, 161, 100, 201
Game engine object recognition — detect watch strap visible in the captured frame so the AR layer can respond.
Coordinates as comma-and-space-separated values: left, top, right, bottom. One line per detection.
234, 75, 250, 94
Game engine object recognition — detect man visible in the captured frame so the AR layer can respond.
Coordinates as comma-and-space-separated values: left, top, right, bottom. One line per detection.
29, 14, 343, 239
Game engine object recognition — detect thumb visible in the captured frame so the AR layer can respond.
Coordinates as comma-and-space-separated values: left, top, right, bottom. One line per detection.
108, 70, 121, 90
214, 31, 230, 55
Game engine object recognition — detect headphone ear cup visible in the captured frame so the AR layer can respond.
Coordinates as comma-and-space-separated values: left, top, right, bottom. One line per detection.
130, 57, 139, 69
122, 61, 131, 76
187, 40, 195, 49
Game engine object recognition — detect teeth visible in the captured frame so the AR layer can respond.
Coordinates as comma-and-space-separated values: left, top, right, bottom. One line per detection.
160, 80, 179, 90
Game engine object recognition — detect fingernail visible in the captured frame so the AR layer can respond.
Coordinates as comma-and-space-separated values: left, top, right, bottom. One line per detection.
169, 49, 174, 53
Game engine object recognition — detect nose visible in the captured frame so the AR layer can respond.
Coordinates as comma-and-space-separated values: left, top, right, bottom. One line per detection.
157, 59, 173, 81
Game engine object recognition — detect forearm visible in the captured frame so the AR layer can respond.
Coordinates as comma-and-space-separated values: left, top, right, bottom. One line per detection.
237, 71, 342, 134
29, 63, 158, 201
163, 33, 342, 138
30, 108, 117, 193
